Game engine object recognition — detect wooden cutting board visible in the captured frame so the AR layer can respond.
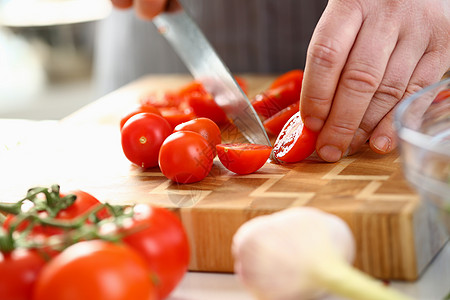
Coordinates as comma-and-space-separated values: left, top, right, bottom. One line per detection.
1, 75, 448, 281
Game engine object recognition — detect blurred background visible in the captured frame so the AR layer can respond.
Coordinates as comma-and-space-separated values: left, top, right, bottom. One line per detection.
0, 0, 111, 120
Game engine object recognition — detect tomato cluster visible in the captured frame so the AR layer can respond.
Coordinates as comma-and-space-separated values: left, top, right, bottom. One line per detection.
0, 185, 189, 300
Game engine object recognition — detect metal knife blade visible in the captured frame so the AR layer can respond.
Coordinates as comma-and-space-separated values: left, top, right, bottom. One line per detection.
153, 7, 271, 146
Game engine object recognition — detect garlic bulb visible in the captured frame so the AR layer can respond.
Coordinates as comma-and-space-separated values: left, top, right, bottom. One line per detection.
232, 207, 412, 300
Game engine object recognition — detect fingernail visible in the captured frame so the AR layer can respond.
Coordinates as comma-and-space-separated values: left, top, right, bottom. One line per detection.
318, 145, 343, 162
303, 116, 324, 132
373, 136, 390, 153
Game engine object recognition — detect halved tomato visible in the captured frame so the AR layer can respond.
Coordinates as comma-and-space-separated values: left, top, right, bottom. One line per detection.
216, 143, 272, 175
263, 102, 300, 136
270, 69, 303, 90
272, 111, 318, 163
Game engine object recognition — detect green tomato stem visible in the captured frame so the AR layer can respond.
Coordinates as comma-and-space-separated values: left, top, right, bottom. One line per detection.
314, 256, 412, 300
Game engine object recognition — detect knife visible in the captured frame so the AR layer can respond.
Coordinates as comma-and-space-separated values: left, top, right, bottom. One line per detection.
153, 3, 271, 146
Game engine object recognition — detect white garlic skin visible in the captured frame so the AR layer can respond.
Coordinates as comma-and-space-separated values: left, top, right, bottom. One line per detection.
232, 207, 355, 300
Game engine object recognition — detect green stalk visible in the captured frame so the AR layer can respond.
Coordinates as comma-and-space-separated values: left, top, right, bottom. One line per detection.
314, 256, 412, 300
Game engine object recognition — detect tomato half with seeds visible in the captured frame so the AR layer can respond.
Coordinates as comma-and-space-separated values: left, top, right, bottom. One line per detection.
272, 111, 318, 163
121, 204, 190, 300
158, 131, 214, 183
216, 143, 272, 175
121, 112, 172, 169
174, 118, 222, 156
33, 240, 156, 300
0, 248, 47, 300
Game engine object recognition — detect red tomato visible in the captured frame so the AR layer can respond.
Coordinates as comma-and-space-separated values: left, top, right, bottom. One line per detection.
140, 93, 181, 108
433, 89, 450, 103
121, 112, 172, 169
270, 69, 304, 90
234, 76, 249, 95
158, 131, 214, 183
216, 143, 272, 175
0, 248, 46, 300
186, 92, 229, 126
272, 111, 318, 163
33, 240, 156, 300
252, 81, 301, 118
3, 190, 105, 237
263, 102, 300, 136
120, 105, 161, 130
159, 107, 196, 129
122, 205, 190, 300
177, 81, 208, 98
174, 118, 222, 156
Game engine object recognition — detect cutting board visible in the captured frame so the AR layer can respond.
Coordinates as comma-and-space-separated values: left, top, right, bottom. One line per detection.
1, 75, 448, 281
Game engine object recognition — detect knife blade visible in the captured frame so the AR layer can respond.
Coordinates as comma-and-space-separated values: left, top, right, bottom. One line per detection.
153, 6, 271, 146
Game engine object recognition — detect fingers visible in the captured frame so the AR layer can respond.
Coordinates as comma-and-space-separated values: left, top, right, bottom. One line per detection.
111, 0, 133, 9
300, 1, 363, 132
311, 10, 399, 162
135, 0, 167, 19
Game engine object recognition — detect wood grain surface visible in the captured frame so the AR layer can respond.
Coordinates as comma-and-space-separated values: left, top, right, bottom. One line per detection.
1, 75, 448, 281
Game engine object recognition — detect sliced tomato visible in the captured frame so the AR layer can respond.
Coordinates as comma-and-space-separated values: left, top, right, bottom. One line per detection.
251, 81, 301, 119
270, 69, 303, 90
185, 92, 229, 125
272, 111, 318, 163
159, 107, 196, 129
263, 102, 300, 136
216, 143, 272, 175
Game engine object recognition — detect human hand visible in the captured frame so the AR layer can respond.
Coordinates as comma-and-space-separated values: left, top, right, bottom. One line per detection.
300, 0, 450, 162
110, 0, 180, 19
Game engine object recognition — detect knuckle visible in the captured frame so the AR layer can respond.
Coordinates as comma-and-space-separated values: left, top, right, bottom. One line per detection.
307, 40, 342, 70
341, 64, 381, 95
375, 81, 405, 104
328, 120, 357, 137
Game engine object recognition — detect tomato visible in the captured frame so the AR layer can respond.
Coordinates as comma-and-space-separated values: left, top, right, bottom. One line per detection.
3, 190, 105, 237
185, 92, 229, 125
120, 105, 161, 130
216, 143, 272, 175
0, 248, 46, 300
433, 89, 450, 103
174, 118, 222, 157
234, 76, 249, 95
159, 107, 196, 129
122, 205, 190, 300
121, 112, 172, 169
269, 69, 303, 90
263, 102, 300, 136
158, 131, 214, 184
33, 240, 156, 300
272, 111, 318, 163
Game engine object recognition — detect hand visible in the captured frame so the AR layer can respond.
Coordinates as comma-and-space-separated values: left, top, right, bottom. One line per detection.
300, 0, 450, 162
110, 0, 179, 19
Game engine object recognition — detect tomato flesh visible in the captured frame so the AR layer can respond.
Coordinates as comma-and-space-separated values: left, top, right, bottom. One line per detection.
216, 143, 272, 175
272, 111, 318, 163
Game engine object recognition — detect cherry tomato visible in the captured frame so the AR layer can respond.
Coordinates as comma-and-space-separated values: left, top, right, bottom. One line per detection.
159, 107, 196, 129
120, 105, 161, 130
252, 81, 301, 119
121, 112, 172, 169
263, 102, 300, 136
234, 76, 249, 95
433, 89, 450, 103
269, 69, 303, 90
3, 190, 105, 237
158, 131, 214, 184
174, 118, 222, 156
216, 143, 272, 175
0, 248, 46, 300
33, 240, 156, 300
186, 92, 229, 125
122, 204, 190, 300
272, 111, 318, 163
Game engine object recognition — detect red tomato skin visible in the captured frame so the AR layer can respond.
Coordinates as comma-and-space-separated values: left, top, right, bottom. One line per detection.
122, 205, 190, 300
234, 76, 249, 95
120, 105, 161, 130
216, 143, 272, 175
158, 131, 214, 184
186, 93, 229, 126
252, 81, 301, 118
0, 249, 46, 300
121, 112, 173, 169
272, 111, 318, 163
263, 102, 300, 136
269, 69, 304, 90
159, 107, 196, 129
33, 240, 156, 300
174, 118, 222, 157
